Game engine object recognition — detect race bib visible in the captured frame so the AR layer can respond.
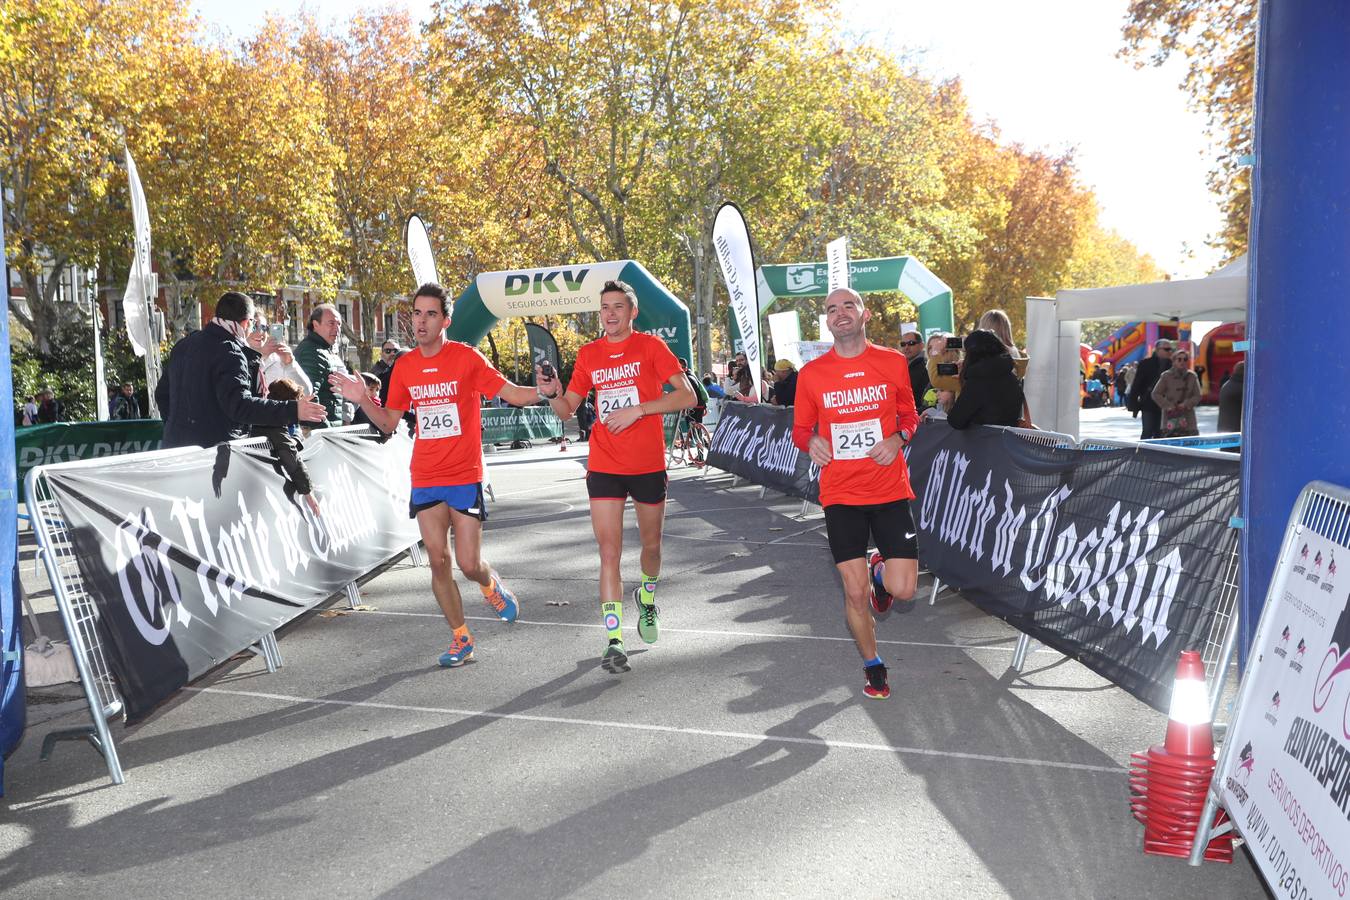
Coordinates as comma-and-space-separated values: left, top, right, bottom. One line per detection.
597, 385, 640, 420
418, 401, 462, 439
832, 419, 883, 460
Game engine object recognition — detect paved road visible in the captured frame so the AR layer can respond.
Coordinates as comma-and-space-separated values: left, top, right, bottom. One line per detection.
1, 445, 1265, 898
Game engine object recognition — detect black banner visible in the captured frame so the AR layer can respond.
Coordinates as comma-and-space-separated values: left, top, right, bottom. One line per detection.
906, 422, 1240, 712
707, 403, 819, 503
42, 431, 420, 721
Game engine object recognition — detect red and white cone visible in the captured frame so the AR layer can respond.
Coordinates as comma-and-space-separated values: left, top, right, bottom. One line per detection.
1129, 650, 1232, 863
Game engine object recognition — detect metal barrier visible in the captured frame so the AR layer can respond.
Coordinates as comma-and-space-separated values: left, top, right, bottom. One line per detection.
24, 426, 418, 786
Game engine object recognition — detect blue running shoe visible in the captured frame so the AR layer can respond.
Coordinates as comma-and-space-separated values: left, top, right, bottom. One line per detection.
481, 570, 519, 623
438, 633, 475, 668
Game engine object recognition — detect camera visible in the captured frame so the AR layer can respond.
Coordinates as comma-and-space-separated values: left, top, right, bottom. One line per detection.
539, 361, 556, 380
946, 336, 964, 351
268, 323, 287, 343
936, 363, 959, 377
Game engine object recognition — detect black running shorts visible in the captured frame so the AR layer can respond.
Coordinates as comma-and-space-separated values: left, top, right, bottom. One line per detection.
823, 498, 918, 564
586, 470, 668, 505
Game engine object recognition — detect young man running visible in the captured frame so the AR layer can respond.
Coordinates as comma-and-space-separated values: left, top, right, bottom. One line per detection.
792, 287, 921, 699
330, 283, 547, 668
536, 280, 695, 673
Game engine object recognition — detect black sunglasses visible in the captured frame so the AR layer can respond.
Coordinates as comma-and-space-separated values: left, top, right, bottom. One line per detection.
900, 340, 921, 347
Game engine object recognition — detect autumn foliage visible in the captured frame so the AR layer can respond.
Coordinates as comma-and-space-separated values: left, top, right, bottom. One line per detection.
3, 0, 1172, 375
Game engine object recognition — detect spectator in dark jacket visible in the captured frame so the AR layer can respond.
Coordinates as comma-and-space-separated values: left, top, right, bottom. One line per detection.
1217, 360, 1245, 433
947, 330, 1024, 430
35, 388, 64, 423
156, 291, 325, 449
296, 303, 347, 428
1126, 339, 1174, 439
109, 382, 141, 420
770, 359, 798, 406
899, 329, 930, 411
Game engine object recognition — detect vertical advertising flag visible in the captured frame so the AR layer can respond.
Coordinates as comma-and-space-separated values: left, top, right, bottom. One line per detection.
524, 321, 561, 382
713, 203, 762, 402
405, 215, 439, 288
122, 149, 154, 358
826, 236, 850, 292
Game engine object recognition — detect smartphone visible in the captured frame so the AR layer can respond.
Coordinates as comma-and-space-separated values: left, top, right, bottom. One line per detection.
936, 363, 959, 377
268, 323, 287, 342
946, 336, 964, 350
540, 362, 556, 380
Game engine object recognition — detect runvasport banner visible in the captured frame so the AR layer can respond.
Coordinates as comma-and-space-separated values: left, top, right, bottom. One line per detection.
905, 422, 1240, 712
40, 431, 420, 721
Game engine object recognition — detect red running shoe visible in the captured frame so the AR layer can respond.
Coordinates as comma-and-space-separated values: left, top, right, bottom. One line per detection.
868, 551, 893, 615
863, 662, 890, 699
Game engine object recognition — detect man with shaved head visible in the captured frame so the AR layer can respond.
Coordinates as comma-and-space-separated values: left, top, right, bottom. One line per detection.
792, 288, 921, 699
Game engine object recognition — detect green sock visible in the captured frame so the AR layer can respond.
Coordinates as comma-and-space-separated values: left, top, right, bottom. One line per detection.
639, 572, 658, 605
602, 601, 622, 641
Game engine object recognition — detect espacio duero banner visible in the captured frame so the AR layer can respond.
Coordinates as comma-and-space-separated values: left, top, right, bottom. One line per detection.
707, 403, 819, 504
905, 422, 1240, 712
41, 430, 420, 721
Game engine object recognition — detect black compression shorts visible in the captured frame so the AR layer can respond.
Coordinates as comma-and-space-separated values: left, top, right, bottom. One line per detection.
823, 498, 918, 564
586, 470, 668, 505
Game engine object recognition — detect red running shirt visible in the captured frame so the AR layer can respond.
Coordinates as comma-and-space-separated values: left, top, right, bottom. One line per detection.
792, 342, 920, 507
386, 341, 508, 487
568, 331, 682, 475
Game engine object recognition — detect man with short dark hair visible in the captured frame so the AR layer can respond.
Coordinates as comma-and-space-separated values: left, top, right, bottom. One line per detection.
296, 303, 346, 428
899, 330, 930, 411
1127, 339, 1174, 439
156, 291, 325, 448
536, 279, 695, 673
331, 282, 548, 669
110, 382, 141, 420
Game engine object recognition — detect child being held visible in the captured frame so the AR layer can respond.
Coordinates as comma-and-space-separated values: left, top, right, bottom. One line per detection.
253, 378, 319, 514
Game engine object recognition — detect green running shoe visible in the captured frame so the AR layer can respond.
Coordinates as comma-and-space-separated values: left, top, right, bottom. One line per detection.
601, 638, 630, 674
632, 585, 660, 644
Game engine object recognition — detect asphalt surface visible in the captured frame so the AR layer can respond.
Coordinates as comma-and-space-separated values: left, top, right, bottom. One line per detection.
2, 437, 1266, 898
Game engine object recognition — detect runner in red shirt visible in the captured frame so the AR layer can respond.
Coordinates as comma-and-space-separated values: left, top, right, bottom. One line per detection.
535, 279, 695, 673
793, 287, 921, 699
331, 283, 548, 669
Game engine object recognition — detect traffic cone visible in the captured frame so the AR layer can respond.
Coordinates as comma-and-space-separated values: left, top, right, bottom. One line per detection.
1163, 650, 1213, 758
1130, 650, 1232, 863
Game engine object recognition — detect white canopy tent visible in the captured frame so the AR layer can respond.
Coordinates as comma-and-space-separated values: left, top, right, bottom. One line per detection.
1024, 254, 1248, 437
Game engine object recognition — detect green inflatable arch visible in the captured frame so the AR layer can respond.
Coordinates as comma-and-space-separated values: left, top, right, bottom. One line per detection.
445, 260, 692, 363
755, 256, 955, 336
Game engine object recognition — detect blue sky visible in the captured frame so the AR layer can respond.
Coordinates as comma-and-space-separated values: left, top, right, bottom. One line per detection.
194, 0, 1225, 279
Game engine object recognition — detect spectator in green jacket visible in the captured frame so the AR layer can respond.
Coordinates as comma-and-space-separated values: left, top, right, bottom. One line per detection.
295, 303, 347, 428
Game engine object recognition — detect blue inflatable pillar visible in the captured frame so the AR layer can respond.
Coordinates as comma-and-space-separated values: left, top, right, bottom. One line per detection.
1242, 2, 1350, 654
0, 182, 25, 794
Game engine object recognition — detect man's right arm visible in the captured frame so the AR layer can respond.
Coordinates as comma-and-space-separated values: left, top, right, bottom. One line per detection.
330, 371, 404, 434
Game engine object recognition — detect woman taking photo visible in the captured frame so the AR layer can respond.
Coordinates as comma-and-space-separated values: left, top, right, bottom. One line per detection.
947, 329, 1024, 430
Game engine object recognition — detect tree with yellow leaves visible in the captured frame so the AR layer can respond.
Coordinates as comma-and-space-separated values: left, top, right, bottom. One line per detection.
139, 20, 341, 338
0, 0, 193, 352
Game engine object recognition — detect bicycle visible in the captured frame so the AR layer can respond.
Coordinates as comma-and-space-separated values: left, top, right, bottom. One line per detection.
666, 410, 712, 468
